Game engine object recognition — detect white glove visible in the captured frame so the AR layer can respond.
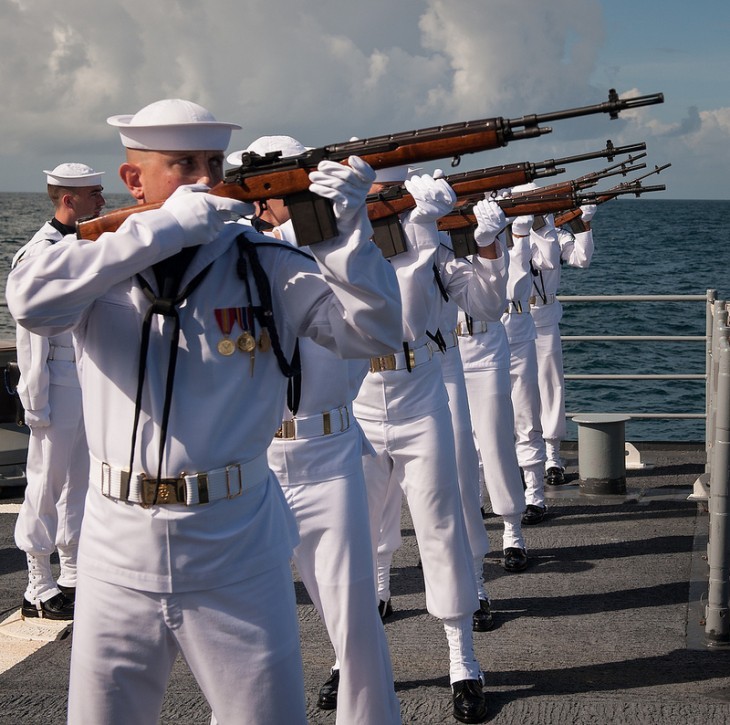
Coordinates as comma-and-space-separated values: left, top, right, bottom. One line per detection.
580, 204, 597, 222
24, 407, 50, 429
405, 173, 457, 223
162, 184, 252, 246
307, 155, 376, 223
511, 215, 534, 236
473, 199, 506, 247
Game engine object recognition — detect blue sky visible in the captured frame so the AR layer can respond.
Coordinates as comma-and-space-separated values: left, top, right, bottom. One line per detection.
0, 0, 727, 199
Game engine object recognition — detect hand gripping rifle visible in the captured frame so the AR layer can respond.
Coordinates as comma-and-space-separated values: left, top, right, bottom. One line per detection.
76, 90, 663, 243
553, 163, 672, 230
440, 181, 667, 257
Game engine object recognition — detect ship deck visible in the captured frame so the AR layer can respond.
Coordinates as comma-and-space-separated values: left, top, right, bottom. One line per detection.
1, 442, 729, 724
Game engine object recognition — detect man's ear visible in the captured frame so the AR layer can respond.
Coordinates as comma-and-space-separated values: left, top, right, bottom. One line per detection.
119, 162, 144, 201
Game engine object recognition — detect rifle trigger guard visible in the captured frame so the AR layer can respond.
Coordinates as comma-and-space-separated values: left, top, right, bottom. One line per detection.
451, 155, 461, 168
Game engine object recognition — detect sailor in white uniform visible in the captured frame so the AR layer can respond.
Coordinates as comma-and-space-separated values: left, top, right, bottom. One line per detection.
229, 135, 401, 725
359, 170, 506, 724
530, 205, 596, 485
12, 163, 105, 620
501, 183, 561, 525
6, 100, 403, 725
431, 198, 509, 627
447, 200, 530, 573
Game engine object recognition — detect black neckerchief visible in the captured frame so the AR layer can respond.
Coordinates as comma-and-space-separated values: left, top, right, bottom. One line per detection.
49, 218, 76, 237
128, 246, 211, 484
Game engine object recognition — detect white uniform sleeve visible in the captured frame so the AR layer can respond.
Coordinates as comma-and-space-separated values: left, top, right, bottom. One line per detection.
559, 228, 594, 268
530, 224, 561, 271
6, 207, 199, 337
439, 235, 507, 322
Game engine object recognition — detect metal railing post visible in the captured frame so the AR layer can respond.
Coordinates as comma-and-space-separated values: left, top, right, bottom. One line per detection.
705, 325, 730, 646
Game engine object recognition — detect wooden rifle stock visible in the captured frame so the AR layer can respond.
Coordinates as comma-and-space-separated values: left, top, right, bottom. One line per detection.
77, 90, 663, 241
439, 182, 667, 232
367, 141, 649, 223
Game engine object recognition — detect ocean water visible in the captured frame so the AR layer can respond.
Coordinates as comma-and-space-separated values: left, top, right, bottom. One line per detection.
0, 193, 727, 442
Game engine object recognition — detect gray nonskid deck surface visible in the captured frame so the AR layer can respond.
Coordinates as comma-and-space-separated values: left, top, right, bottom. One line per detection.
1, 444, 729, 724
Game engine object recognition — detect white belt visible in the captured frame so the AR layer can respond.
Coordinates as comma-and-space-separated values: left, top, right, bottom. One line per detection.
455, 320, 489, 337
91, 452, 269, 507
529, 294, 556, 307
276, 404, 352, 440
369, 344, 432, 373
504, 300, 526, 314
442, 330, 459, 349
48, 345, 76, 362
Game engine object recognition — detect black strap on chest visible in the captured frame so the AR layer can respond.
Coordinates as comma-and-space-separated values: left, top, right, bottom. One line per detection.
128, 249, 211, 484
531, 261, 548, 304
235, 234, 299, 379
286, 341, 302, 415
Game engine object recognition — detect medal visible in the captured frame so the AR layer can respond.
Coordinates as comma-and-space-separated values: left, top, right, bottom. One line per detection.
214, 308, 236, 357
237, 331, 256, 352
217, 338, 236, 356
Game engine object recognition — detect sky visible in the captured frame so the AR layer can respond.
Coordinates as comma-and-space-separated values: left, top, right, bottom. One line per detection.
1, 0, 728, 200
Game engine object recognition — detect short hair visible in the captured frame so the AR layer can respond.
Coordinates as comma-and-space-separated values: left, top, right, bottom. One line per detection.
47, 184, 79, 206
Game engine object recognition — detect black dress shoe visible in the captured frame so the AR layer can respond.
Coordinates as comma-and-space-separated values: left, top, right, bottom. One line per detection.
521, 504, 547, 525
503, 547, 528, 572
21, 592, 74, 621
451, 678, 488, 723
472, 599, 494, 632
378, 598, 393, 620
317, 669, 339, 710
57, 584, 76, 602
545, 466, 566, 485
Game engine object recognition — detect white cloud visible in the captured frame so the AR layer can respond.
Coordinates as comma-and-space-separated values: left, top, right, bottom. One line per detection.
0, 0, 725, 198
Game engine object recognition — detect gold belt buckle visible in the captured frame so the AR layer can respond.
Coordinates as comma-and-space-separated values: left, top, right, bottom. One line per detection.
369, 354, 396, 373
141, 476, 186, 507
276, 420, 296, 439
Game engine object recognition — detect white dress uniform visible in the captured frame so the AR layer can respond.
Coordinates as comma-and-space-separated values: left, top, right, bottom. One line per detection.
530, 223, 594, 471
446, 232, 528, 551
358, 197, 507, 684
265, 222, 401, 725
12, 222, 88, 603
432, 238, 500, 594
7, 167, 402, 723
501, 217, 561, 511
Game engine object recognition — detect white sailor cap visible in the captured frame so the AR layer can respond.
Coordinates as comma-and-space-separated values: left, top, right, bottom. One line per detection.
227, 135, 309, 165
374, 164, 422, 183
43, 163, 105, 187
107, 99, 241, 151
511, 182, 540, 194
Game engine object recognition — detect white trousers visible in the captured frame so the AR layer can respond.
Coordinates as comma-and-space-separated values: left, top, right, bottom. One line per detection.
68, 565, 306, 725
534, 321, 567, 468
463, 367, 526, 520
360, 408, 478, 621
442, 358, 490, 564
283, 473, 401, 725
15, 384, 87, 582
508, 339, 546, 470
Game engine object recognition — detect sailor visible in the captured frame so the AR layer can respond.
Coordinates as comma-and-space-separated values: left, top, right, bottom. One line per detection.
430, 198, 511, 627
502, 183, 561, 525
530, 205, 596, 485
447, 199, 531, 573
6, 99, 402, 725
227, 135, 402, 725
11, 162, 105, 620
359, 168, 506, 724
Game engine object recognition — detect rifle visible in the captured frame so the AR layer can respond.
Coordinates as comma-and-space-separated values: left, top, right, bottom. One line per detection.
502, 152, 648, 202
77, 90, 663, 243
366, 141, 647, 222
440, 182, 666, 257
553, 163, 672, 229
